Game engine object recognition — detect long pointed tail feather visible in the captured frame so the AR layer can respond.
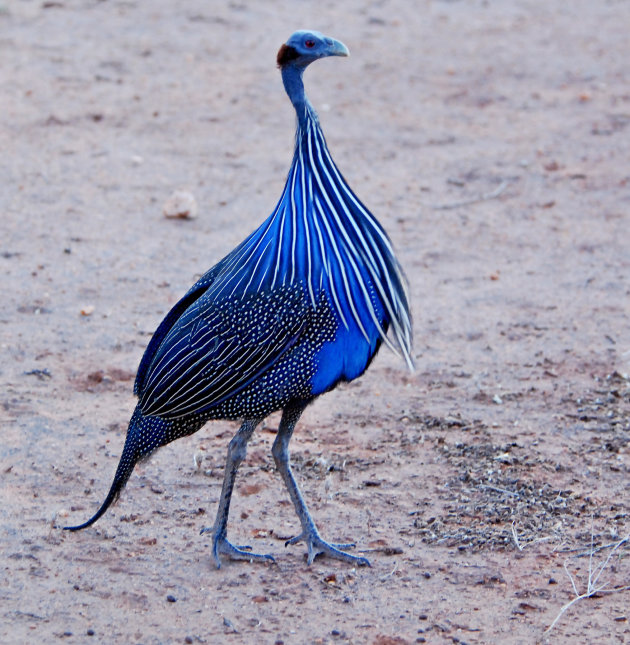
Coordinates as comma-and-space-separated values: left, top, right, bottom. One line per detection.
64, 409, 151, 531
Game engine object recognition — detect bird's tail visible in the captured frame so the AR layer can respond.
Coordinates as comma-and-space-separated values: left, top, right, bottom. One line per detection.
64, 407, 164, 531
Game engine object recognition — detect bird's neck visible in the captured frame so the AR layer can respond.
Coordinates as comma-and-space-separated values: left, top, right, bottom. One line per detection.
281, 65, 318, 131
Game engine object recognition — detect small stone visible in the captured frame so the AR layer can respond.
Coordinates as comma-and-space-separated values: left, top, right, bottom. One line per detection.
163, 190, 198, 219
166, 594, 177, 603
222, 617, 238, 633
252, 595, 268, 603
87, 629, 95, 636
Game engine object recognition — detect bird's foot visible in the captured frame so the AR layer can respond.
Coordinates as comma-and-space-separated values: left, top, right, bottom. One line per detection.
285, 530, 370, 567
200, 526, 275, 569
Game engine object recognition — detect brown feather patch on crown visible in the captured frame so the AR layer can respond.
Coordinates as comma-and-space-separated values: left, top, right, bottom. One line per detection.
277, 44, 300, 67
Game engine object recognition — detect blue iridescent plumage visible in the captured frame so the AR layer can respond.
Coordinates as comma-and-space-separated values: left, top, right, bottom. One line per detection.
65, 30, 412, 568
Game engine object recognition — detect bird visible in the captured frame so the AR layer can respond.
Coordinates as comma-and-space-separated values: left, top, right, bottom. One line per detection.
64, 30, 413, 568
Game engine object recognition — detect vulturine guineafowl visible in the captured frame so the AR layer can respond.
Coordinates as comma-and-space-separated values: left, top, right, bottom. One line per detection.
65, 30, 413, 567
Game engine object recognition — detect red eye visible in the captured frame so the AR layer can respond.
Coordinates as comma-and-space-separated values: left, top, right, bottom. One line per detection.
305, 39, 315, 48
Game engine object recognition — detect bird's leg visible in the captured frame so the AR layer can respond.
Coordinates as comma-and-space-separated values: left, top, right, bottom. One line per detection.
272, 401, 370, 567
200, 418, 274, 568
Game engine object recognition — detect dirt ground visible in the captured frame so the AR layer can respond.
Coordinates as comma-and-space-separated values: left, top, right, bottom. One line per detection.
2, 1, 629, 643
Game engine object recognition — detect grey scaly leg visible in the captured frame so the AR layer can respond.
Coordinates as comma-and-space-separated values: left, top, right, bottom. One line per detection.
272, 401, 370, 566
200, 418, 274, 568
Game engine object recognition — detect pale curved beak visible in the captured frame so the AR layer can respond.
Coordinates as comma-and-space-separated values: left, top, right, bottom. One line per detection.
327, 38, 350, 57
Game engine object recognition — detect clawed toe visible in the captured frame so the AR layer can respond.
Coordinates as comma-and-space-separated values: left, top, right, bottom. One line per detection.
285, 530, 370, 566
215, 539, 275, 568
202, 529, 275, 568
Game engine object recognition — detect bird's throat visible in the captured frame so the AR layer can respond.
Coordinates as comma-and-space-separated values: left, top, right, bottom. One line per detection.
281, 65, 316, 130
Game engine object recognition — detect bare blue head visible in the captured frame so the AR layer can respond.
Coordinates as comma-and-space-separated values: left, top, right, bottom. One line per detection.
277, 30, 349, 125
277, 30, 349, 68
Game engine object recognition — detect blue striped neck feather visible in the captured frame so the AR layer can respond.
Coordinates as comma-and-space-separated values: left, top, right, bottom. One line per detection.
198, 68, 413, 378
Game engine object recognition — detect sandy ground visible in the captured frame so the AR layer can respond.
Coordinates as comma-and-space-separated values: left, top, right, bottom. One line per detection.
2, 1, 629, 643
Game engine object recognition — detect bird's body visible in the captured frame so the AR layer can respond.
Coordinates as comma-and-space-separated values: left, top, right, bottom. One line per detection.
66, 31, 412, 567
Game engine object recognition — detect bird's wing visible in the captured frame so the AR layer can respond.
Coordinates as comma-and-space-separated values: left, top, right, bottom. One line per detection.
136, 284, 311, 420
133, 227, 265, 398
133, 265, 223, 397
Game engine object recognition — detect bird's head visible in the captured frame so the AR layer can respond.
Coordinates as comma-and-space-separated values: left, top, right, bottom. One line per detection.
277, 30, 349, 69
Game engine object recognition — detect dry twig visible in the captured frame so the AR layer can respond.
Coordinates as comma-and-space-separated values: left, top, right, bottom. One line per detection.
379, 562, 398, 582
545, 531, 629, 634
421, 180, 509, 210
511, 521, 552, 551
